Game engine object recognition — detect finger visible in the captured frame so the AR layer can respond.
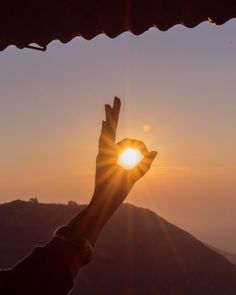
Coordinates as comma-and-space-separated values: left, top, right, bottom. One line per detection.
98, 98, 121, 152
105, 103, 119, 143
115, 138, 149, 155
136, 151, 157, 177
98, 120, 114, 150
105, 104, 114, 135
112, 97, 121, 125
105, 104, 113, 124
98, 120, 106, 149
109, 97, 121, 143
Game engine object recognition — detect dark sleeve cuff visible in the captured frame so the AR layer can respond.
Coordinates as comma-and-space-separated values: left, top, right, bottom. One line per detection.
53, 225, 94, 268
2, 228, 93, 295
4, 243, 75, 295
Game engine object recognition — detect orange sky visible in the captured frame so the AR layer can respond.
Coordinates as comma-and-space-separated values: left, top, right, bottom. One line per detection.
1, 21, 236, 251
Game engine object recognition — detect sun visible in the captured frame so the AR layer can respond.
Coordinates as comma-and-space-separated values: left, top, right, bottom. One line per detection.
117, 148, 143, 170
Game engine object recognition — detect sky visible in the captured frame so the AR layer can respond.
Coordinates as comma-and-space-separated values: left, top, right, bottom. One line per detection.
0, 20, 236, 252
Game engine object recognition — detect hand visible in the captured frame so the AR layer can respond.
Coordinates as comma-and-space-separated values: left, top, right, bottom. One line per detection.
69, 97, 157, 246
55, 98, 157, 275
90, 97, 157, 214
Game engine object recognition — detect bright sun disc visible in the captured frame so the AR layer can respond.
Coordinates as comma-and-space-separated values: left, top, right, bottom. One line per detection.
117, 148, 143, 170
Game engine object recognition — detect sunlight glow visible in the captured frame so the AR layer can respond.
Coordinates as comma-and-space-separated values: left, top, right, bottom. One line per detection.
117, 148, 143, 170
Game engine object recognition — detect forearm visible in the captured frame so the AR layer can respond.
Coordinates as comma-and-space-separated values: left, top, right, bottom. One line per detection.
68, 191, 124, 246
67, 205, 109, 246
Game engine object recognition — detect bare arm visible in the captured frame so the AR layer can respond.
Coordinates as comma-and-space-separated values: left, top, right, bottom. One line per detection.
0, 97, 157, 295
68, 97, 157, 247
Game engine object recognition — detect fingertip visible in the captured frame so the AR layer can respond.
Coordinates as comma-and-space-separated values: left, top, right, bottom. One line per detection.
113, 96, 121, 110
150, 151, 158, 159
105, 104, 111, 111
114, 96, 121, 103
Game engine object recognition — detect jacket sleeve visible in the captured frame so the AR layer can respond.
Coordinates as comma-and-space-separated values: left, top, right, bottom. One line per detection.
0, 234, 93, 295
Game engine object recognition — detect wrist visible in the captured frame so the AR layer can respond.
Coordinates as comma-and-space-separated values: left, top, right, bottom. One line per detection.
52, 226, 94, 275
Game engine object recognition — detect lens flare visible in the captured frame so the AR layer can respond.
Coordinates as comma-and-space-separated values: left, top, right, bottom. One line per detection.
117, 148, 143, 170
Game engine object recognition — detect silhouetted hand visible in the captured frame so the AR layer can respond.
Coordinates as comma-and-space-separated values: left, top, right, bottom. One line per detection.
90, 97, 157, 214
69, 97, 157, 245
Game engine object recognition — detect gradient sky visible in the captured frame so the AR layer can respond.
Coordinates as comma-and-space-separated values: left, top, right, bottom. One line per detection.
1, 20, 236, 252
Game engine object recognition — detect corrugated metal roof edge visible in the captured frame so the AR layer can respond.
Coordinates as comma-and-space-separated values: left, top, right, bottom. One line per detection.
1, 16, 236, 52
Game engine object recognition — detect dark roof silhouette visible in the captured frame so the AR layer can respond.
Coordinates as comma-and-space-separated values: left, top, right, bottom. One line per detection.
1, 0, 236, 52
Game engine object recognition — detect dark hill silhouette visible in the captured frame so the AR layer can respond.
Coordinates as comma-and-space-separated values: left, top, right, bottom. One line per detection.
1, 200, 236, 294
211, 246, 236, 266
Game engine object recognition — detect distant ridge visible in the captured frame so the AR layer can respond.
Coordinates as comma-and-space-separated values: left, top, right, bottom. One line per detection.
1, 200, 236, 294
211, 246, 236, 265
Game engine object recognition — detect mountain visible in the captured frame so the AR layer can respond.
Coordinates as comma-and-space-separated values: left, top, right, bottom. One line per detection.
211, 246, 236, 265
1, 200, 236, 294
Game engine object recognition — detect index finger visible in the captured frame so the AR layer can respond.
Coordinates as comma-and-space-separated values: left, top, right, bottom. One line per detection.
115, 138, 149, 155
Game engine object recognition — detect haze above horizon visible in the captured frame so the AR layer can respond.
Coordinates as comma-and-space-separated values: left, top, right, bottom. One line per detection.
0, 20, 236, 252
